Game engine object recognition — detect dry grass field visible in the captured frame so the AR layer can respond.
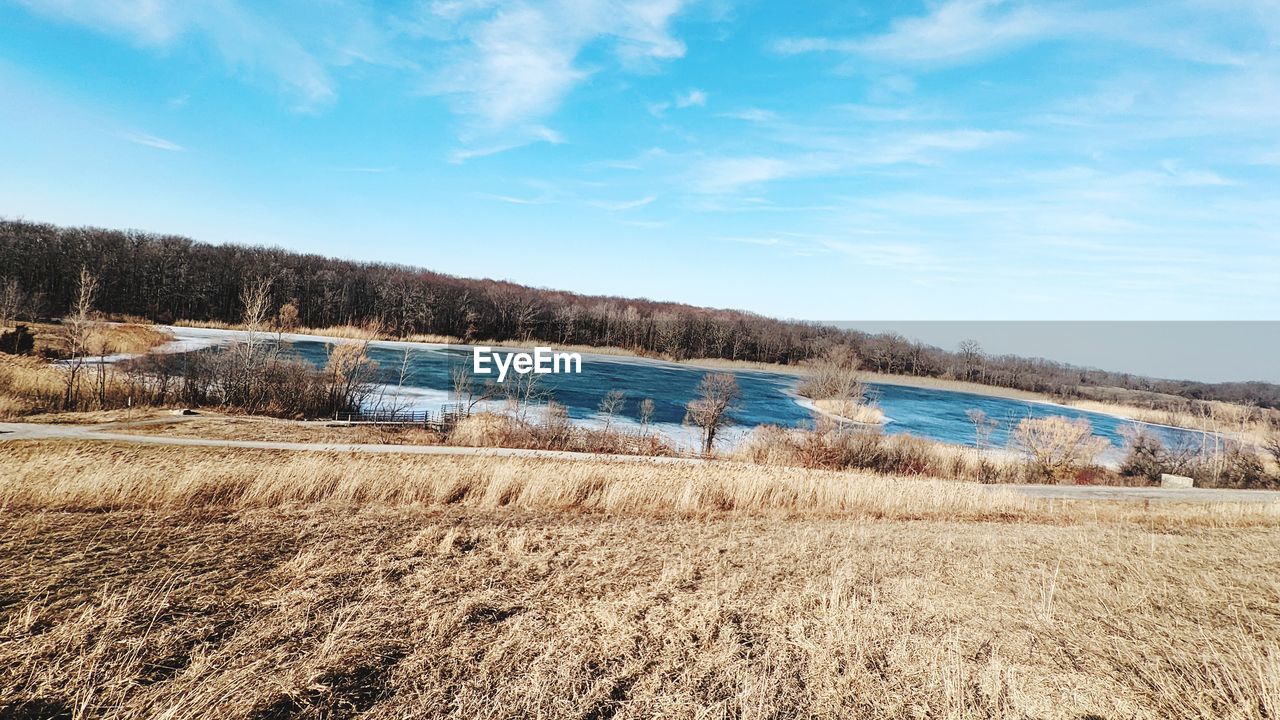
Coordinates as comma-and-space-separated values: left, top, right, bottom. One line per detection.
1, 440, 1278, 719
18, 321, 173, 359
0, 323, 173, 418
109, 415, 446, 445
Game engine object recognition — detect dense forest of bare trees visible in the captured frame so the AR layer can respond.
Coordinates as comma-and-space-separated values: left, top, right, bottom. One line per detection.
3, 219, 1278, 409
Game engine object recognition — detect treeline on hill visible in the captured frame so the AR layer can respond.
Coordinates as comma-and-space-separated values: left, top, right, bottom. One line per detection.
3, 218, 1279, 409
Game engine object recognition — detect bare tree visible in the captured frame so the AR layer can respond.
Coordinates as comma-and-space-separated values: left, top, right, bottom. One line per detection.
223, 276, 277, 412
451, 364, 499, 413
504, 370, 551, 421
966, 409, 1000, 449
541, 400, 573, 446
368, 344, 415, 421
1263, 432, 1280, 469
0, 278, 23, 329
325, 326, 381, 415
685, 372, 741, 455
276, 299, 300, 333
59, 268, 99, 409
798, 345, 875, 424
1014, 416, 1110, 482
798, 345, 865, 402
241, 276, 274, 357
638, 397, 655, 436
598, 389, 626, 432
958, 339, 983, 382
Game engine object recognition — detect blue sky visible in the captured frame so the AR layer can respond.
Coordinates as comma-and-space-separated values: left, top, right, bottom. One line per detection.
1, 0, 1278, 322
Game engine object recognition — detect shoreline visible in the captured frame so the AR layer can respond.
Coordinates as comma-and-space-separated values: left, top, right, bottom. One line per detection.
154, 323, 1221, 436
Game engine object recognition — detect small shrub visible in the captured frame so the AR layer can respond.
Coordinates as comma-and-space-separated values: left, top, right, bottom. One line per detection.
0, 324, 35, 355
446, 411, 676, 457
1210, 446, 1271, 489
1014, 416, 1110, 483
737, 422, 1031, 481
797, 345, 863, 401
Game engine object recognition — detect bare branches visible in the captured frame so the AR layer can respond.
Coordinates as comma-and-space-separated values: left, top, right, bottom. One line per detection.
504, 370, 550, 421
800, 345, 881, 426
685, 373, 741, 455
966, 409, 1000, 449
276, 299, 300, 333
1014, 417, 1110, 482
958, 339, 984, 382
798, 345, 865, 402
638, 397, 655, 436
325, 322, 382, 414
6, 220, 1280, 416
1265, 433, 1280, 468
58, 268, 100, 409
598, 390, 626, 432
240, 276, 273, 355
451, 364, 499, 412
0, 278, 23, 329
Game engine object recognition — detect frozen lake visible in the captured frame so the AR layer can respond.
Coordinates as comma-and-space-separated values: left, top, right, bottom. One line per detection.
159, 326, 1206, 453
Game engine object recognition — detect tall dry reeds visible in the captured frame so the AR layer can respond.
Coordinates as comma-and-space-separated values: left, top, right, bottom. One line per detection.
446, 412, 676, 457
738, 421, 1028, 484
3, 441, 1278, 529
798, 345, 885, 426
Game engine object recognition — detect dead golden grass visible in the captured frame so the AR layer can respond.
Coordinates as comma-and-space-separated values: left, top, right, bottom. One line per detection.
0, 354, 161, 419
24, 321, 173, 357
0, 440, 1277, 718
1067, 398, 1276, 445
0, 323, 174, 418
0, 392, 28, 419
0, 440, 1022, 521
89, 322, 173, 355
0, 354, 62, 417
857, 371, 1049, 401
3, 440, 1278, 527
14, 407, 176, 425
109, 415, 444, 444
813, 396, 887, 424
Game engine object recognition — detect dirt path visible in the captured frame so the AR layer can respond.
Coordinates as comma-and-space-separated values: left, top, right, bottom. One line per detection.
3, 420, 1277, 504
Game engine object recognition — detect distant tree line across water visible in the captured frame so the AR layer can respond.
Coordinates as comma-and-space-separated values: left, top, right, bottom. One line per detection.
3, 219, 1278, 409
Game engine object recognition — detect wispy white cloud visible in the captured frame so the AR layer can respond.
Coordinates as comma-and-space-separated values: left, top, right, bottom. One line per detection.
689, 128, 1017, 194
616, 218, 669, 229
676, 88, 706, 107
477, 193, 556, 205
833, 103, 932, 123
448, 125, 565, 163
692, 156, 810, 194
14, 0, 695, 145
649, 87, 708, 116
589, 195, 658, 211
20, 0, 337, 110
775, 0, 1252, 68
720, 107, 777, 122
721, 236, 786, 246
777, 0, 1056, 65
123, 131, 185, 152
425, 0, 690, 133
1158, 160, 1235, 186
817, 239, 946, 271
